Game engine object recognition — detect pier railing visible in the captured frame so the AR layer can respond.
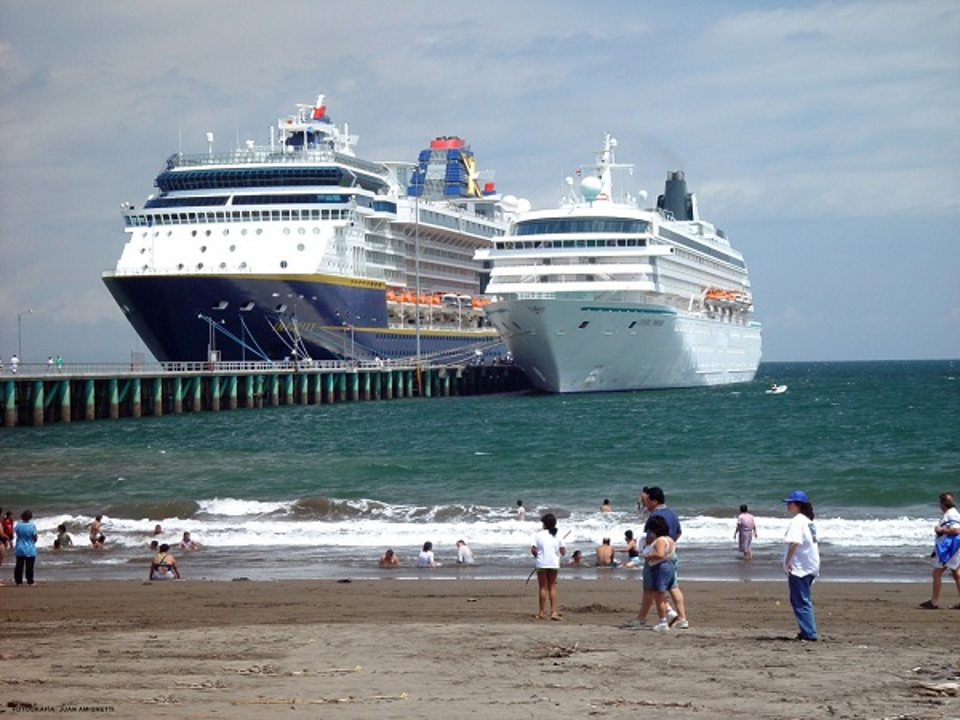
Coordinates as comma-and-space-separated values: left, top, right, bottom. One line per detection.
1, 361, 528, 427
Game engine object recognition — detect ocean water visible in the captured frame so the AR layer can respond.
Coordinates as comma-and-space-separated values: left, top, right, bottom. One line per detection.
2, 360, 957, 583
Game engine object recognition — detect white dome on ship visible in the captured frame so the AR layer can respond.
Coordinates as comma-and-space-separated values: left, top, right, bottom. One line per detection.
581, 176, 602, 200
516, 198, 532, 213
501, 194, 518, 212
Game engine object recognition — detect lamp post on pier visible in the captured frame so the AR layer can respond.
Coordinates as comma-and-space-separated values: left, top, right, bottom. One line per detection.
17, 308, 33, 361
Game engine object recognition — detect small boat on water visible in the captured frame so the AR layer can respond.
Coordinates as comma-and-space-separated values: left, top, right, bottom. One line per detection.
766, 384, 788, 394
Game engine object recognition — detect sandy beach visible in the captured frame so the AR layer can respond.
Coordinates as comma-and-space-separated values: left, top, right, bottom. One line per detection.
2, 578, 957, 719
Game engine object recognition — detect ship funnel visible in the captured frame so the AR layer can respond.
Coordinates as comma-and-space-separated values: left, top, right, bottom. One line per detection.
659, 170, 692, 221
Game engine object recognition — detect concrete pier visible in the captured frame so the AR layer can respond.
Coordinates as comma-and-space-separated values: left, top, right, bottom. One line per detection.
0, 360, 529, 428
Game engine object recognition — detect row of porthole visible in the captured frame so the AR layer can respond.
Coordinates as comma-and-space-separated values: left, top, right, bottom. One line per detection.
139, 243, 306, 255
157, 260, 297, 271
142, 226, 321, 239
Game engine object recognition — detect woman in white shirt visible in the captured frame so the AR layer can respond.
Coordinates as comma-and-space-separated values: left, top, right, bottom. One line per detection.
415, 541, 441, 567
531, 513, 566, 620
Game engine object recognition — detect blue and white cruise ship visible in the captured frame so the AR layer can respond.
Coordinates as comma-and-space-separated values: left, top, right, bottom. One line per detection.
104, 96, 512, 364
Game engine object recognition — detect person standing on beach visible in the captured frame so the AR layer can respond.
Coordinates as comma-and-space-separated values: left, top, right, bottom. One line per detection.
516, 500, 526, 522
734, 504, 758, 560
920, 492, 960, 610
14, 509, 39, 586
2, 510, 15, 541
531, 512, 566, 620
631, 487, 688, 629
782, 490, 820, 641
644, 515, 678, 632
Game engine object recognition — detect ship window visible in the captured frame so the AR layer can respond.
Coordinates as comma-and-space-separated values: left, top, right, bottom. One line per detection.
140, 247, 146, 254
578, 321, 589, 329
219, 262, 227, 269
297, 243, 305, 251
281, 210, 291, 221
272, 211, 280, 221
229, 244, 236, 252
312, 227, 320, 234
280, 260, 288, 268
223, 229, 229, 236
177, 263, 184, 270
197, 263, 204, 270
240, 262, 247, 269
283, 228, 291, 235
298, 227, 305, 235
205, 229, 211, 237
200, 245, 207, 253
251, 211, 260, 221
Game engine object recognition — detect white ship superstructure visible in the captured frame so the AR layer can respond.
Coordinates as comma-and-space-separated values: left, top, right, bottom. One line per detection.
104, 96, 510, 364
476, 134, 762, 392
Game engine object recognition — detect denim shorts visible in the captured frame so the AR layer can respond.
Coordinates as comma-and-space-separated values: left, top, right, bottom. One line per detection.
645, 559, 676, 592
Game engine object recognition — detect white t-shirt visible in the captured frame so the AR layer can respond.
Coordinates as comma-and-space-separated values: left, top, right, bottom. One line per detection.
940, 507, 960, 530
783, 513, 820, 577
457, 545, 475, 564
533, 528, 565, 569
415, 550, 435, 567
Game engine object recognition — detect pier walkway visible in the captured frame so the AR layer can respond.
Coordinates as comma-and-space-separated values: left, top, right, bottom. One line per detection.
0, 360, 529, 427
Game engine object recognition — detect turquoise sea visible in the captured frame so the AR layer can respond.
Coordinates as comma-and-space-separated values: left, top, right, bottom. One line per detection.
2, 360, 958, 583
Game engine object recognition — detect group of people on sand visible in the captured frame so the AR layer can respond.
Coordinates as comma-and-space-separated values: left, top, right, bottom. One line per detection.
531, 487, 805, 636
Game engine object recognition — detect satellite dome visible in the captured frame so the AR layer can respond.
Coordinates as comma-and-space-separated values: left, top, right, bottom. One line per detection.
581, 176, 602, 201
516, 198, 532, 213
501, 194, 518, 211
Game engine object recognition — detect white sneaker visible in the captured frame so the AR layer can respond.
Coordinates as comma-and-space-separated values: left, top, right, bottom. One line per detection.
666, 607, 679, 624
652, 621, 670, 633
673, 619, 689, 630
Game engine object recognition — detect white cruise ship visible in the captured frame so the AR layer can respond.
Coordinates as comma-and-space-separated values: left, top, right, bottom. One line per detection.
475, 134, 762, 393
103, 96, 512, 365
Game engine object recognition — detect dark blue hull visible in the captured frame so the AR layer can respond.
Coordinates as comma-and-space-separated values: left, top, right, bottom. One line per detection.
103, 274, 504, 363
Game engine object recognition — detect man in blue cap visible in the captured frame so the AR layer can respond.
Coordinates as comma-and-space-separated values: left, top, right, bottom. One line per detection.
782, 490, 819, 641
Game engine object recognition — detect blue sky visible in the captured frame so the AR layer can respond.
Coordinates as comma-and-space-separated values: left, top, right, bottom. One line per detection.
0, 0, 957, 363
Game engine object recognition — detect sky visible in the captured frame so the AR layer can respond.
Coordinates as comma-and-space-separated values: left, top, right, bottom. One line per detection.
0, 0, 957, 364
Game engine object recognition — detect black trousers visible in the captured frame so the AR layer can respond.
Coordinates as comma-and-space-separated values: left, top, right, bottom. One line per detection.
14, 555, 35, 585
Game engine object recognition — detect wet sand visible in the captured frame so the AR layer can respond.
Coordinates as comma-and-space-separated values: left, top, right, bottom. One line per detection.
2, 578, 958, 718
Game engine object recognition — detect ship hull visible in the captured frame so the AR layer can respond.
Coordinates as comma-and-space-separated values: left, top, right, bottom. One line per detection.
104, 273, 503, 363
486, 297, 761, 393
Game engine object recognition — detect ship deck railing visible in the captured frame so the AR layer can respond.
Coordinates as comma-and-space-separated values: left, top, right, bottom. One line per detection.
165, 148, 387, 178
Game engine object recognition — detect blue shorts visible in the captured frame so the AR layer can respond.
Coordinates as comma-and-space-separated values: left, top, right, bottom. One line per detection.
647, 560, 676, 593
643, 559, 678, 591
